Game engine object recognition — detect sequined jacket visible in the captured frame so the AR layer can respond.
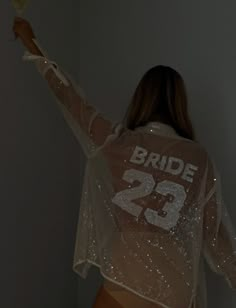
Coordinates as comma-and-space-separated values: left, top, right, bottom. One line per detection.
22, 40, 236, 308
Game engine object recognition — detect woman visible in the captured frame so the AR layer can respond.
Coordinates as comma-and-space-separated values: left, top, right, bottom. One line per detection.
13, 17, 236, 308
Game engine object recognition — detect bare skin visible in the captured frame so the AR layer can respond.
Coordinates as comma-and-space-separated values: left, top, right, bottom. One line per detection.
102, 280, 165, 308
13, 17, 43, 55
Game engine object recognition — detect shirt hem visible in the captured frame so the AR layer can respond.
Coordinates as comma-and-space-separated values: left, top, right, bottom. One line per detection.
73, 259, 195, 308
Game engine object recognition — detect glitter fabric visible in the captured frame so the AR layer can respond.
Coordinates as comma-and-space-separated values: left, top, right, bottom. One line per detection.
22, 43, 236, 308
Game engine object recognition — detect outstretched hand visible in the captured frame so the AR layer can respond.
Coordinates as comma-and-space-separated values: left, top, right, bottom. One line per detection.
13, 16, 35, 42
13, 17, 43, 55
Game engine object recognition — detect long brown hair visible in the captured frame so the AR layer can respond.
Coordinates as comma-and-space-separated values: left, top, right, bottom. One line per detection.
123, 65, 196, 141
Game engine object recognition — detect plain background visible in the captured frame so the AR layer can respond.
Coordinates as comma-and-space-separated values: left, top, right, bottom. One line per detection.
1, 0, 236, 307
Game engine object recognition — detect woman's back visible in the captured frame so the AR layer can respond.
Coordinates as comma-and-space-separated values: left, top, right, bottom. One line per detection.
91, 122, 207, 308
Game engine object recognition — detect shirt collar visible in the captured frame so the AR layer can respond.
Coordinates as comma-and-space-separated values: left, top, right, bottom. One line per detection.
136, 121, 179, 137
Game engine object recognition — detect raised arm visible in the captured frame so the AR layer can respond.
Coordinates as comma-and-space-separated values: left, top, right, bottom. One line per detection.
13, 17, 124, 157
203, 156, 236, 289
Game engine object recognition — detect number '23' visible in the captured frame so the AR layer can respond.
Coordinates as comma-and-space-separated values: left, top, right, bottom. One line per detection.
111, 169, 186, 231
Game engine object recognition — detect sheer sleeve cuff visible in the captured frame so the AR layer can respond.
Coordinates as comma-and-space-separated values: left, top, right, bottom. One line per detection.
22, 38, 70, 87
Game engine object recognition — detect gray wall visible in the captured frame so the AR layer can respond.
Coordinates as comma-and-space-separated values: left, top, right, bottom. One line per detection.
2, 0, 236, 307
78, 0, 236, 307
1, 1, 82, 308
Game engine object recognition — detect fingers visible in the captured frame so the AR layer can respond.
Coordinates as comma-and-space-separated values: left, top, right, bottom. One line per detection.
14, 16, 25, 21
14, 32, 19, 40
12, 16, 34, 42
13, 18, 22, 38
13, 16, 28, 32
14, 16, 30, 25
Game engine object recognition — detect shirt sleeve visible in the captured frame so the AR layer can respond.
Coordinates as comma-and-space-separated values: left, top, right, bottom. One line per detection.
22, 39, 124, 158
202, 156, 236, 290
